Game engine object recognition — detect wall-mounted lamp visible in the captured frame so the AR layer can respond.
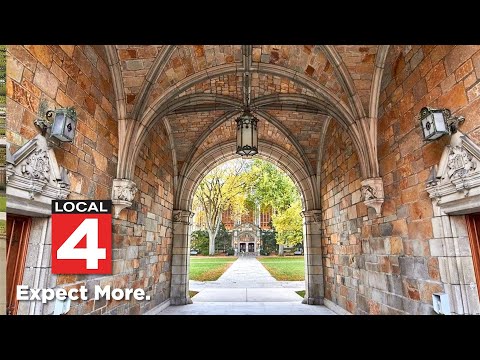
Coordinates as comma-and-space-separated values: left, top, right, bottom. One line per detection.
420, 107, 465, 141
35, 103, 77, 143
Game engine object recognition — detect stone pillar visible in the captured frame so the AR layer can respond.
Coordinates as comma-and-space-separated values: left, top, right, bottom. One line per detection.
301, 210, 324, 305
171, 209, 194, 305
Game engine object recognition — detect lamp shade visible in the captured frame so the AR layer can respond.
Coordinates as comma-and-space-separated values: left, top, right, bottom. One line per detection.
50, 107, 77, 142
420, 107, 449, 140
236, 110, 258, 157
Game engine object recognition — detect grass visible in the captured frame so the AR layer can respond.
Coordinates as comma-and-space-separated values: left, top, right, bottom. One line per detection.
258, 256, 305, 281
189, 256, 237, 281
296, 290, 305, 298
0, 196, 6, 212
189, 290, 199, 298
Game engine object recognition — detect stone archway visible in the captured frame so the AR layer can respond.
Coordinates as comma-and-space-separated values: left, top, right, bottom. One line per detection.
170, 141, 323, 305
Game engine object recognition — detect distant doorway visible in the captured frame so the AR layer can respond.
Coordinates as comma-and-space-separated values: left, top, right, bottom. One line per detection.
240, 243, 246, 252
248, 243, 254, 252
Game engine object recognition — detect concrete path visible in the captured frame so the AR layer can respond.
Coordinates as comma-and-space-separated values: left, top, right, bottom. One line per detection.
0, 212, 5, 221
190, 256, 304, 289
156, 301, 335, 315
154, 257, 335, 315
191, 257, 303, 302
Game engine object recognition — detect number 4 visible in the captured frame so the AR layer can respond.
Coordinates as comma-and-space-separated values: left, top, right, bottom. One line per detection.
57, 218, 106, 269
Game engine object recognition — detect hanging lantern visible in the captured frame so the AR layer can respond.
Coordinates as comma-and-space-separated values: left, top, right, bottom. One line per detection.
236, 109, 258, 157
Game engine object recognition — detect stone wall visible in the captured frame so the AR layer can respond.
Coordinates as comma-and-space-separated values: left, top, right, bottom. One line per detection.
7, 45, 117, 200
321, 46, 480, 314
375, 45, 480, 314
321, 45, 480, 315
7, 45, 175, 315
110, 124, 174, 315
7, 45, 120, 314
320, 121, 366, 314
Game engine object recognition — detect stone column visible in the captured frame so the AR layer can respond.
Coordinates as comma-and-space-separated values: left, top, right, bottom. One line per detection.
171, 209, 194, 305
301, 210, 324, 305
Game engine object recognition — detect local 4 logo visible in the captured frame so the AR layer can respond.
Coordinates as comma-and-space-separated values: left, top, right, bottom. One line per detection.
52, 200, 112, 274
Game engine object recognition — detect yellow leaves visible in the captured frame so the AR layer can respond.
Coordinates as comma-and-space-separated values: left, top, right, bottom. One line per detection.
272, 200, 303, 246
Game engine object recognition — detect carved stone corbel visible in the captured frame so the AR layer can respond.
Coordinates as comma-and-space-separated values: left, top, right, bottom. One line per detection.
173, 209, 194, 224
111, 179, 137, 219
361, 177, 384, 217
301, 209, 322, 224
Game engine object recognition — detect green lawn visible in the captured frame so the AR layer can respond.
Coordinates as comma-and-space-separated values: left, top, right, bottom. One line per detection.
189, 290, 199, 298
189, 256, 237, 281
258, 256, 305, 281
0, 196, 6, 212
296, 290, 305, 298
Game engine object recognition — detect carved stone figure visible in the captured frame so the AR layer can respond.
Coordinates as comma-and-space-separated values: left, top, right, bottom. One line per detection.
447, 146, 476, 179
21, 148, 50, 181
361, 185, 377, 200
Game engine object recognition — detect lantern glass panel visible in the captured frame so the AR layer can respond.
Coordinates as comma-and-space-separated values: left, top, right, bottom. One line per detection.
52, 112, 65, 138
63, 114, 76, 141
433, 111, 447, 132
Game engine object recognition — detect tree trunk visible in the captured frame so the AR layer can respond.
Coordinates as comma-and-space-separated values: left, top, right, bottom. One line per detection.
208, 232, 216, 256
278, 244, 284, 256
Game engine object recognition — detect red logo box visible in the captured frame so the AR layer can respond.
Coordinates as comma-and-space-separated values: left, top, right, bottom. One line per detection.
52, 200, 112, 274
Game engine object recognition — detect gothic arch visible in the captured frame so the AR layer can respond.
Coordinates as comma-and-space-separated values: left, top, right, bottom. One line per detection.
175, 140, 319, 212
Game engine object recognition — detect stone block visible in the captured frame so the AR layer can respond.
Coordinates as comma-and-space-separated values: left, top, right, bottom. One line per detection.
379, 222, 393, 237
399, 256, 414, 277
413, 257, 428, 279
428, 239, 445, 256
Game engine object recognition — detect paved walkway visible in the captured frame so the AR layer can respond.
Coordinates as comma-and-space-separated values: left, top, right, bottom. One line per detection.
190, 256, 304, 289
154, 257, 335, 315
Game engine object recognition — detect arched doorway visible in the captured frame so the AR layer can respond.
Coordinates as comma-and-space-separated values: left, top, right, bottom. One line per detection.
170, 142, 323, 305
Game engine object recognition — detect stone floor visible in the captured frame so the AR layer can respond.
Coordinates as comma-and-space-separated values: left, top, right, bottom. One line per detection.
157, 301, 335, 315
153, 257, 335, 315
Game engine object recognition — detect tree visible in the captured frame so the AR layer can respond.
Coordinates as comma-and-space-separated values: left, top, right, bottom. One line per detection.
272, 200, 303, 247
215, 223, 232, 253
191, 230, 209, 255
261, 227, 277, 255
193, 160, 249, 255
245, 160, 299, 212
245, 160, 302, 255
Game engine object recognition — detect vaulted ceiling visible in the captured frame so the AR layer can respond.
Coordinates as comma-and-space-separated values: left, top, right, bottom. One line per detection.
104, 45, 384, 180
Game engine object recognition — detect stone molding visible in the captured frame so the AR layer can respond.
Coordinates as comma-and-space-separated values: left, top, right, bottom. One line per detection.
7, 135, 70, 215
361, 177, 384, 217
111, 178, 137, 218
301, 209, 322, 224
426, 131, 480, 215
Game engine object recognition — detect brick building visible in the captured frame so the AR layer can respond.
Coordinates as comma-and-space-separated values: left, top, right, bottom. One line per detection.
192, 205, 272, 254
4, 45, 480, 314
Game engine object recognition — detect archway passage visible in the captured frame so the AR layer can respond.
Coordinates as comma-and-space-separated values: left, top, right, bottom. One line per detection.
9, 45, 480, 315
186, 158, 312, 305
170, 143, 324, 305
